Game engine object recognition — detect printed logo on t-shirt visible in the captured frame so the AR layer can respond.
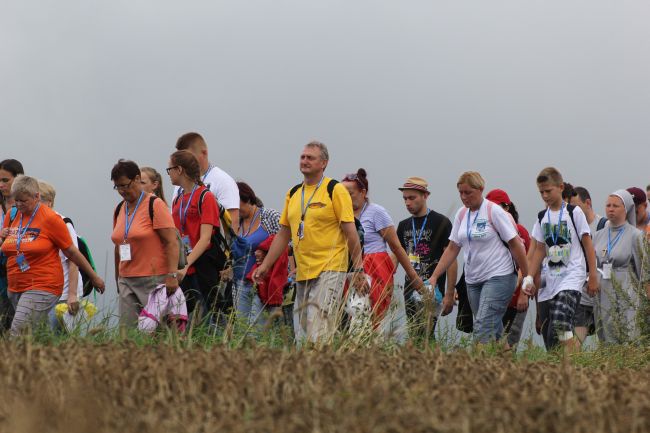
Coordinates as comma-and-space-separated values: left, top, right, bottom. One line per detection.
3, 227, 41, 245
541, 221, 571, 270
472, 218, 488, 239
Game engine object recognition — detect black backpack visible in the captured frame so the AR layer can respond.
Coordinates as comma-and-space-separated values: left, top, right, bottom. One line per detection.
62, 217, 97, 297
288, 179, 364, 268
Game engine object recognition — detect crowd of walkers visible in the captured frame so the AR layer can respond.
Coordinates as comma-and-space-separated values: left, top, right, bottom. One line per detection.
1, 135, 649, 352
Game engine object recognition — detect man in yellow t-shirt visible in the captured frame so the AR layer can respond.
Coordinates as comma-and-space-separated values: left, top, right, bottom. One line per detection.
254, 141, 366, 343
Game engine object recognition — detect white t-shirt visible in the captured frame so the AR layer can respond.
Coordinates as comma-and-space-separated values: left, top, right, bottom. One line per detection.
59, 216, 83, 301
449, 200, 518, 285
173, 164, 239, 210
532, 205, 590, 302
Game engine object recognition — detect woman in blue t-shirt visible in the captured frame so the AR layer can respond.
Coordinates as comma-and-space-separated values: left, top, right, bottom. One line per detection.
232, 182, 281, 326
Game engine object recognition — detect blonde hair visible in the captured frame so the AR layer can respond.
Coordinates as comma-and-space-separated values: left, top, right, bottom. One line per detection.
141, 167, 167, 204
457, 171, 485, 190
38, 180, 56, 205
536, 167, 563, 186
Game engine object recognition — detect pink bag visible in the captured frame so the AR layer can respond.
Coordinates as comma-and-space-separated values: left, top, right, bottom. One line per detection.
138, 284, 188, 333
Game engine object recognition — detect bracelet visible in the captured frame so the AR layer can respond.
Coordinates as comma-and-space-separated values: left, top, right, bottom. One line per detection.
351, 268, 364, 273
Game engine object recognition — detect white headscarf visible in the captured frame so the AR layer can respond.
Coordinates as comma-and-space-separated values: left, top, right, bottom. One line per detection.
610, 189, 636, 227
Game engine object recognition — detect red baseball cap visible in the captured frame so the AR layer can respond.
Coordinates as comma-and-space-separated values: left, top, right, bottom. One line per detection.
627, 187, 647, 206
486, 189, 512, 206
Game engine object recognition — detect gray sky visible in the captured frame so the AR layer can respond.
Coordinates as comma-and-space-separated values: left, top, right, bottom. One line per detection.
2, 1, 649, 326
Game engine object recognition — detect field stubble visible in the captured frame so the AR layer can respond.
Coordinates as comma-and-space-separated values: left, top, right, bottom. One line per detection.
0, 342, 648, 433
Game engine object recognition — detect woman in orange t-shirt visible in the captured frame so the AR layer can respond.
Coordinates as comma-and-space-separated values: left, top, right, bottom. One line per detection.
0, 175, 105, 336
110, 160, 180, 328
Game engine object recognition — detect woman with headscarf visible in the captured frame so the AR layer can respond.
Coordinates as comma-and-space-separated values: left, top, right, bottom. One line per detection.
593, 190, 648, 344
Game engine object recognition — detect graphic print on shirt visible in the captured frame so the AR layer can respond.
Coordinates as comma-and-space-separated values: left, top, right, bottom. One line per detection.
541, 220, 571, 271
402, 227, 437, 278
472, 218, 488, 240
3, 227, 41, 246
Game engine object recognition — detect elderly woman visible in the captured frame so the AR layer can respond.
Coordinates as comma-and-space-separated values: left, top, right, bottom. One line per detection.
593, 190, 648, 343
0, 175, 104, 336
0, 159, 24, 332
429, 171, 529, 344
110, 159, 180, 327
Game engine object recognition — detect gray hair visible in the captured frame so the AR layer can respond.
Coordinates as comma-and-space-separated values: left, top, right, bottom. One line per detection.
11, 175, 40, 198
305, 140, 329, 161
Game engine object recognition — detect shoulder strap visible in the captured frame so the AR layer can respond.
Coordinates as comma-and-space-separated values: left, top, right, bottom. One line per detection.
455, 208, 468, 240
197, 188, 210, 215
113, 201, 125, 224
148, 196, 156, 221
327, 179, 338, 200
63, 217, 74, 227
596, 216, 607, 231
566, 204, 589, 272
288, 183, 302, 199
537, 209, 546, 224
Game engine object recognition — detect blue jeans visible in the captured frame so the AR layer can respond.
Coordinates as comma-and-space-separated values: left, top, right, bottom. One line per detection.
466, 273, 517, 343
234, 280, 254, 324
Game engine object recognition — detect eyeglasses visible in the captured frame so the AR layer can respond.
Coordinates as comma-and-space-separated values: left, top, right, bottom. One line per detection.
113, 180, 134, 190
166, 166, 179, 175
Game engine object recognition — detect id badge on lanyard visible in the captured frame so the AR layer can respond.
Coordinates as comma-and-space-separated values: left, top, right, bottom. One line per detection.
182, 235, 193, 254
16, 253, 30, 272
120, 243, 132, 262
602, 261, 613, 280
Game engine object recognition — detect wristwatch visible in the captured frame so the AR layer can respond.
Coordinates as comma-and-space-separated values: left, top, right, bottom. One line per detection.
168, 272, 178, 279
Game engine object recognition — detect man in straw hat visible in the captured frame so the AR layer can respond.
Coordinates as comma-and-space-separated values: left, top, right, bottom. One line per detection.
395, 176, 457, 338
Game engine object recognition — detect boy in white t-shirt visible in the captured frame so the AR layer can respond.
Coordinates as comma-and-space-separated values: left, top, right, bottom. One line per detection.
523, 167, 598, 353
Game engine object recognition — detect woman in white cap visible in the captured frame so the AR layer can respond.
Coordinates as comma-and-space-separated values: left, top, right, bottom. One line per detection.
593, 189, 648, 343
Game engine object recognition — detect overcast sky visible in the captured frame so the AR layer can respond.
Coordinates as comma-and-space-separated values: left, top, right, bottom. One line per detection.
2, 1, 649, 327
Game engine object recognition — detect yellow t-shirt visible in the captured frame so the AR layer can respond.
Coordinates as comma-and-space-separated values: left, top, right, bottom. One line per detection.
280, 178, 355, 281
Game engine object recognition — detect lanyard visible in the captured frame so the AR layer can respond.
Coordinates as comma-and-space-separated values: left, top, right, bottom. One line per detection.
240, 208, 261, 238
300, 175, 325, 222
606, 227, 625, 257
178, 185, 198, 234
202, 164, 214, 183
360, 201, 368, 218
465, 206, 481, 245
546, 203, 565, 245
124, 191, 145, 242
16, 204, 40, 252
411, 210, 430, 252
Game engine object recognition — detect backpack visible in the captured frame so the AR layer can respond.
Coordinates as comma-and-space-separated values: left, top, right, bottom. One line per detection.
114, 196, 187, 270
288, 179, 365, 268
596, 216, 607, 231
536, 204, 590, 273
62, 217, 98, 297
456, 201, 521, 269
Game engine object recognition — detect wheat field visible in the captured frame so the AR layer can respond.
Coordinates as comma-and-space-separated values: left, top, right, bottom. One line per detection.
0, 340, 648, 433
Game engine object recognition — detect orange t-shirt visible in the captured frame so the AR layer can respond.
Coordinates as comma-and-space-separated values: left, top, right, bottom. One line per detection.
111, 194, 176, 278
1, 205, 73, 295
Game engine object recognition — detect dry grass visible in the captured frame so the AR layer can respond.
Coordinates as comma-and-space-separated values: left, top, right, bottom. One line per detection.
0, 341, 648, 433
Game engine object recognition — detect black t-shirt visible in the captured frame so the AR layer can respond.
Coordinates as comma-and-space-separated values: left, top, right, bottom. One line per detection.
396, 209, 452, 296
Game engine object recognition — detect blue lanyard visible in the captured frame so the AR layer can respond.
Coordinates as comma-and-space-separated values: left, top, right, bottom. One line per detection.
202, 165, 214, 183
607, 227, 625, 257
240, 208, 261, 238
16, 204, 40, 252
178, 185, 198, 234
411, 210, 430, 251
300, 175, 325, 221
546, 203, 565, 245
124, 191, 145, 242
465, 207, 481, 245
